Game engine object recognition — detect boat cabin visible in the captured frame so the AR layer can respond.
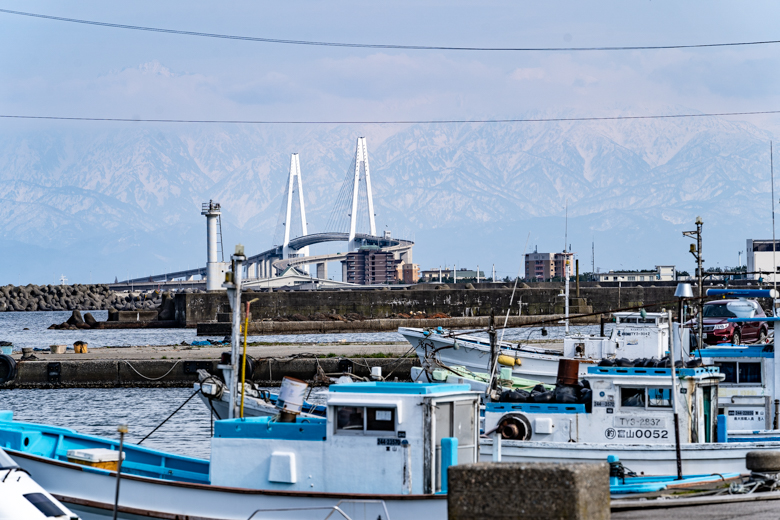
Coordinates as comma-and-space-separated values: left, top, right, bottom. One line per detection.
209, 382, 480, 495
697, 346, 777, 433
484, 366, 723, 445
563, 312, 670, 361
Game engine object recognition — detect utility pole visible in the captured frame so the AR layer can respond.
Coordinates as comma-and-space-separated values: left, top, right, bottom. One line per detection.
683, 217, 704, 350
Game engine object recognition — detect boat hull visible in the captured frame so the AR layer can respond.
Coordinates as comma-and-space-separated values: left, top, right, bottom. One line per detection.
11, 450, 445, 520
400, 327, 578, 383
481, 439, 780, 476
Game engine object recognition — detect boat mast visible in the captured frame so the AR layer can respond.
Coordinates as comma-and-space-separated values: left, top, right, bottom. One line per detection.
564, 199, 570, 334
771, 141, 777, 316
488, 311, 498, 399
225, 245, 246, 419
668, 309, 683, 479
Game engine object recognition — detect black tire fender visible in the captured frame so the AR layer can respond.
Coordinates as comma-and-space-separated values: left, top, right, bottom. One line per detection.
0, 354, 17, 385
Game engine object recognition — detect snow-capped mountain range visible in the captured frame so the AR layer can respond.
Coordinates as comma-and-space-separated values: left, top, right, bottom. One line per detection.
0, 110, 775, 284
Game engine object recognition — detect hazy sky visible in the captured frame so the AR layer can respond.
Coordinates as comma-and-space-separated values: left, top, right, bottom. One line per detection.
3, 1, 780, 132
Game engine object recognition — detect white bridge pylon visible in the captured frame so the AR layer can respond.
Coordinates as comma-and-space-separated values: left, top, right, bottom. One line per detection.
281, 153, 309, 271
348, 137, 376, 251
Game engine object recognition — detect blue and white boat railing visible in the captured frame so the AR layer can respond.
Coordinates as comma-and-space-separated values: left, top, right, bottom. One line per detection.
607, 455, 741, 495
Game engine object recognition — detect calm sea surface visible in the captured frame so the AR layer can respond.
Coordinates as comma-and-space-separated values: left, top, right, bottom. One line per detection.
0, 311, 608, 351
2, 387, 215, 459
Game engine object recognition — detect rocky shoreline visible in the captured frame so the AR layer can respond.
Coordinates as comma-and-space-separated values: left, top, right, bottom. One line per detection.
0, 284, 201, 312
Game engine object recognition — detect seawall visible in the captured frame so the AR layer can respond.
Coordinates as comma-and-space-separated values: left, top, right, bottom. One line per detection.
177, 285, 684, 327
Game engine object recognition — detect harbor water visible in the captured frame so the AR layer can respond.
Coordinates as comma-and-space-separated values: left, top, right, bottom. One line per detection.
0, 310, 611, 350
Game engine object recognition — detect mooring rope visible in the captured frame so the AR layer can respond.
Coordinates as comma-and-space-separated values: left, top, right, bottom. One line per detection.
138, 387, 201, 445
122, 359, 182, 381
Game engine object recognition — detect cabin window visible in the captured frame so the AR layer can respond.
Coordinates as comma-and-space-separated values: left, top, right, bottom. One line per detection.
620, 388, 645, 407
335, 406, 396, 434
715, 361, 761, 384
366, 408, 396, 431
24, 493, 67, 518
620, 387, 672, 408
717, 362, 737, 383
647, 388, 672, 408
336, 406, 364, 430
739, 363, 762, 384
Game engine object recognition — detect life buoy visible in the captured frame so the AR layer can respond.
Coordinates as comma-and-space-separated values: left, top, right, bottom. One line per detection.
0, 355, 17, 385
497, 413, 533, 441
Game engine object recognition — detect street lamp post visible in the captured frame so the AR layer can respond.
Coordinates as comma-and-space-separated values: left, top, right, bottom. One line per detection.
683, 217, 704, 350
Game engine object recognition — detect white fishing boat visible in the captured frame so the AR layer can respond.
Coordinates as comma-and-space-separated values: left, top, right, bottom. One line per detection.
196, 369, 327, 419
481, 362, 780, 475
0, 447, 81, 520
0, 249, 481, 520
0, 379, 479, 520
400, 311, 672, 384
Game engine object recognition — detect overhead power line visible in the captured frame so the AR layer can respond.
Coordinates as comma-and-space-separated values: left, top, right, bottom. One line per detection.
2, 8, 780, 52
2, 110, 780, 125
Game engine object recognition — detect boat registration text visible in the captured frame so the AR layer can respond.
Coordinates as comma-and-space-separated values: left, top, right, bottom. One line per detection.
614, 417, 667, 429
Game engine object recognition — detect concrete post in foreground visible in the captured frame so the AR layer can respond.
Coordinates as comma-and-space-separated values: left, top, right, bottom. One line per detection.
448, 462, 609, 520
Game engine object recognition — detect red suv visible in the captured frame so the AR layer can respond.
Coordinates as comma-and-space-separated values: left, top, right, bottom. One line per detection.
687, 299, 769, 345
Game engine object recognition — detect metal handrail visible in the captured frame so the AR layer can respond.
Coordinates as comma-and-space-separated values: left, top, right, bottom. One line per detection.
247, 506, 352, 520
246, 499, 391, 520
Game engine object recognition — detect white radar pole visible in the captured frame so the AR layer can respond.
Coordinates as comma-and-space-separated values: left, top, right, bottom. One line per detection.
348, 137, 376, 251
224, 244, 245, 419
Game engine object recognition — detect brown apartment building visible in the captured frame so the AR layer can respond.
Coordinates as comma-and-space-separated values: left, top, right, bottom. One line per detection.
345, 246, 400, 284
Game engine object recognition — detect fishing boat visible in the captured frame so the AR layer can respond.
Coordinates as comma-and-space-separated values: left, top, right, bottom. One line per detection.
482, 360, 780, 476
400, 311, 672, 384
0, 379, 479, 520
196, 368, 327, 419
0, 446, 81, 520
0, 250, 481, 520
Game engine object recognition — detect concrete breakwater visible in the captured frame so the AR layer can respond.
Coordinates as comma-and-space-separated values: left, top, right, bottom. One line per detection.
1, 355, 417, 388
197, 314, 598, 336
177, 285, 684, 327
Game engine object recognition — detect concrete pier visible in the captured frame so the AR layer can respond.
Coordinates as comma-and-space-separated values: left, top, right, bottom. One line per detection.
448, 462, 610, 520
0, 344, 416, 389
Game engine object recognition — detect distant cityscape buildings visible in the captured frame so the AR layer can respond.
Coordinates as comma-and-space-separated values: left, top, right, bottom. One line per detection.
524, 251, 574, 281
747, 239, 780, 282
400, 263, 420, 284
344, 247, 399, 285
419, 267, 486, 283
596, 265, 676, 282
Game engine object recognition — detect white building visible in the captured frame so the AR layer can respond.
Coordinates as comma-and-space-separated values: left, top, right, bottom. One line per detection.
597, 265, 676, 283
747, 239, 780, 281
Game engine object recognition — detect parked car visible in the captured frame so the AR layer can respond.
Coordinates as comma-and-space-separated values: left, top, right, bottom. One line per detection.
686, 299, 769, 345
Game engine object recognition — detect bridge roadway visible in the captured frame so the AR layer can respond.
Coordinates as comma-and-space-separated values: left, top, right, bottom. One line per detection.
244, 232, 413, 280
120, 232, 413, 284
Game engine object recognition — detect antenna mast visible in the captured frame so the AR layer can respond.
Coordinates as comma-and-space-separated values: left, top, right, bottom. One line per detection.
564, 199, 568, 253
772, 142, 777, 315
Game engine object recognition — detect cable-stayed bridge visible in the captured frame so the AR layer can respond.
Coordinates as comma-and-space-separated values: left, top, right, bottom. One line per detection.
120, 137, 413, 286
